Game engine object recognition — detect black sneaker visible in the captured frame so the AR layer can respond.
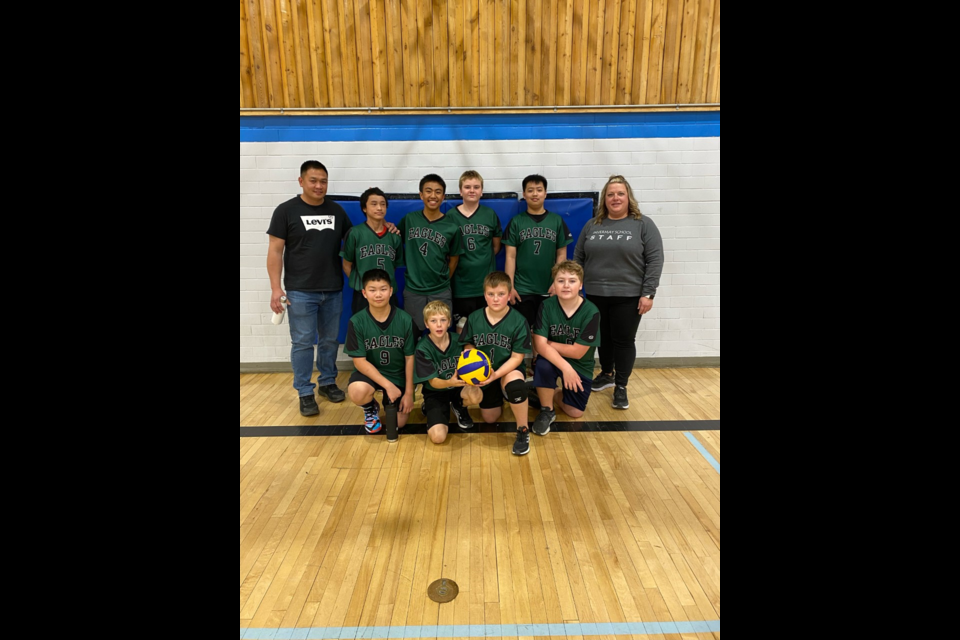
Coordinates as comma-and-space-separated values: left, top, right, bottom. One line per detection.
593, 373, 616, 392
613, 386, 630, 410
513, 428, 531, 456
317, 384, 346, 403
299, 395, 320, 417
452, 404, 475, 430
532, 410, 556, 437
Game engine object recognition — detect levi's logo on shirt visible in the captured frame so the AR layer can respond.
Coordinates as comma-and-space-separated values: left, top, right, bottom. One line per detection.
301, 216, 336, 231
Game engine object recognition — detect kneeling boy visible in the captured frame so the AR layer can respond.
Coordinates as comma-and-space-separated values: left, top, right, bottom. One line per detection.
532, 261, 601, 436
460, 272, 534, 456
414, 301, 476, 444
345, 270, 416, 434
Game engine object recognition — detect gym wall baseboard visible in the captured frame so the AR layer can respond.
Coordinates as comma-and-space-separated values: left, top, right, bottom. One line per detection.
239, 357, 720, 374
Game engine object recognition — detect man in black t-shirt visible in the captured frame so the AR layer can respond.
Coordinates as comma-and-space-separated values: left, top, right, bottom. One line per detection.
267, 161, 352, 416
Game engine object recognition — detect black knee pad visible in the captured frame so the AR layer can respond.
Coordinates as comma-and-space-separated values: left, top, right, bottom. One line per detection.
505, 380, 528, 405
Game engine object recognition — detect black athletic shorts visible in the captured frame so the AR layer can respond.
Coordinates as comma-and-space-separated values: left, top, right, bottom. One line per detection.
422, 389, 462, 427
348, 371, 405, 407
453, 296, 487, 327
512, 295, 549, 330
478, 368, 527, 410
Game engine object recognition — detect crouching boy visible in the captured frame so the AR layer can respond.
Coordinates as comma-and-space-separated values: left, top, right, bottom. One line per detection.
345, 270, 416, 435
532, 261, 601, 436
414, 301, 477, 444
460, 272, 534, 456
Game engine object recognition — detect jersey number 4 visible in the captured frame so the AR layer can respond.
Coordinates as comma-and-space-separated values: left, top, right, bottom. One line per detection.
419, 243, 430, 258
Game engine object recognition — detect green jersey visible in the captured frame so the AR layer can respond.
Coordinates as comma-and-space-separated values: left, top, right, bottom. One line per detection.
460, 307, 532, 371
503, 211, 574, 296
533, 296, 602, 379
345, 306, 416, 387
340, 222, 404, 291
448, 205, 503, 298
399, 210, 464, 295
414, 333, 463, 394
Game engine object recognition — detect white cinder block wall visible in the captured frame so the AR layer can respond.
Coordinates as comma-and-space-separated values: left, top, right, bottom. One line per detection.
240, 119, 720, 367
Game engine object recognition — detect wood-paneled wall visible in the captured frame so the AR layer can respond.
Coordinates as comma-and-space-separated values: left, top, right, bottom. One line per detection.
239, 0, 720, 111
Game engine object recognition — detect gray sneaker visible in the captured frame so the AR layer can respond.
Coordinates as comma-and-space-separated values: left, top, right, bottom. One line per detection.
613, 386, 630, 410
532, 410, 556, 437
593, 373, 616, 392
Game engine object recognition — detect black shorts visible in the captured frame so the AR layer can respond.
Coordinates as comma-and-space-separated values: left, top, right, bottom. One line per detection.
348, 371, 405, 406
453, 296, 487, 327
478, 368, 527, 410
422, 389, 461, 427
512, 295, 549, 329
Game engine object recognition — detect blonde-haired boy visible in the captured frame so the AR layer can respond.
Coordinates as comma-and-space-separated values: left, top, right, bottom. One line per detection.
414, 301, 477, 444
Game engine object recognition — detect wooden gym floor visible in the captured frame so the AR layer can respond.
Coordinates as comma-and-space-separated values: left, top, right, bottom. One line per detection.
240, 369, 721, 640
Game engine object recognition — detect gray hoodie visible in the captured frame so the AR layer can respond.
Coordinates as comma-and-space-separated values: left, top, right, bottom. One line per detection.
573, 216, 664, 298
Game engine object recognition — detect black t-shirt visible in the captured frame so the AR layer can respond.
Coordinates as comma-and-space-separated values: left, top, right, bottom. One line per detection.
267, 196, 354, 292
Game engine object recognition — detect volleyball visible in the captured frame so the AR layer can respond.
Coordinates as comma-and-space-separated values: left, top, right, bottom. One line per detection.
457, 350, 492, 386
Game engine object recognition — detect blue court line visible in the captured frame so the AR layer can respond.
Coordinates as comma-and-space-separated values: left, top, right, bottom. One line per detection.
239, 621, 721, 639
239, 112, 720, 143
684, 432, 721, 475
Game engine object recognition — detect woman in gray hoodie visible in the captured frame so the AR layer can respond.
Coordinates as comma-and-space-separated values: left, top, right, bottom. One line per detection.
574, 176, 664, 411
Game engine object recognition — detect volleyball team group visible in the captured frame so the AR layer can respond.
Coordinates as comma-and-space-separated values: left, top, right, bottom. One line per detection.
267, 162, 664, 456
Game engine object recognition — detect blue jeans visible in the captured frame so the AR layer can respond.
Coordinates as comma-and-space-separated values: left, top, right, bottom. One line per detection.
286, 290, 343, 397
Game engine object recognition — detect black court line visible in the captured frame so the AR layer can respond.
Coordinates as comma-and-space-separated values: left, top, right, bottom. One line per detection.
240, 421, 720, 438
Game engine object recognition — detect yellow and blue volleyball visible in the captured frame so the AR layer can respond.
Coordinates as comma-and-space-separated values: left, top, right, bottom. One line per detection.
457, 350, 492, 386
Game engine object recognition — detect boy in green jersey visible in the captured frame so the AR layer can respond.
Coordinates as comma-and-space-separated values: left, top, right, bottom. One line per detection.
449, 171, 503, 329
460, 272, 534, 456
345, 270, 416, 435
341, 188, 404, 315
531, 262, 602, 437
399, 175, 464, 335
504, 175, 575, 368
414, 301, 477, 445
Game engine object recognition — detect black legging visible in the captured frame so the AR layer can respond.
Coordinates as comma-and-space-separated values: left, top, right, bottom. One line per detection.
588, 295, 643, 387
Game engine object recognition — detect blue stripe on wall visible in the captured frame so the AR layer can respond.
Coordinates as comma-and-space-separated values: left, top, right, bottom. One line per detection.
238, 621, 722, 639
239, 112, 720, 143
